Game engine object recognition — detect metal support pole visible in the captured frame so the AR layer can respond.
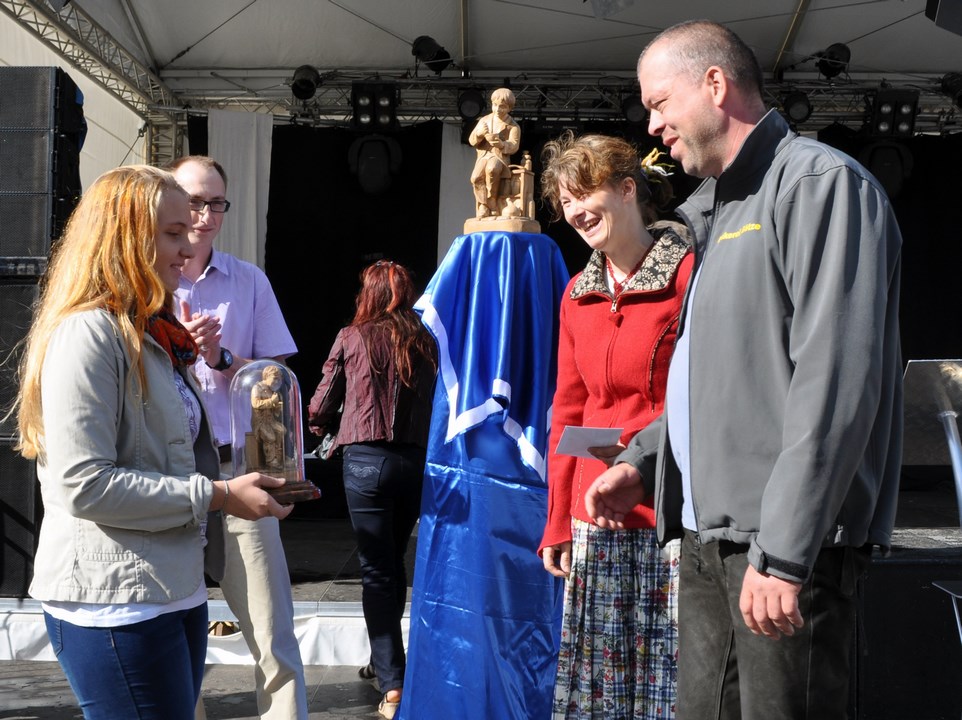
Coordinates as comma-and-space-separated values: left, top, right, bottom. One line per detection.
938, 410, 962, 529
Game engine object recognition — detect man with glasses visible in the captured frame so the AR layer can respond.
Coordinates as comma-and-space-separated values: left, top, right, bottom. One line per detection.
169, 156, 307, 719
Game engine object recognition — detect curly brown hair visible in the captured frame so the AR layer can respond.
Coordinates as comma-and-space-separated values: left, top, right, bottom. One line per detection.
540, 131, 674, 227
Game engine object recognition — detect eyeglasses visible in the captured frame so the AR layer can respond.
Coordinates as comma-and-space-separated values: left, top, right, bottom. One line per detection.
188, 198, 231, 214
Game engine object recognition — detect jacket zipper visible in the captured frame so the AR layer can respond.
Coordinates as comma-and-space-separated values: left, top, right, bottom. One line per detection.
606, 293, 621, 416
648, 320, 677, 412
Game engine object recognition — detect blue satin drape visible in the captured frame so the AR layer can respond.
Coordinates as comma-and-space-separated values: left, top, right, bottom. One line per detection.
401, 232, 570, 720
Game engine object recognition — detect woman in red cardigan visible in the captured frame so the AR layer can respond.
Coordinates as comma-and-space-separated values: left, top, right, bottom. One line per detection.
539, 133, 694, 720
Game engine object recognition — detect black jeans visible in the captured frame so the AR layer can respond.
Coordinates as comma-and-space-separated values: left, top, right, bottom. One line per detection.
678, 530, 868, 720
342, 441, 426, 693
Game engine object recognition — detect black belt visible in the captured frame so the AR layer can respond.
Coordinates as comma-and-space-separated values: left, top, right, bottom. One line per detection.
217, 444, 232, 464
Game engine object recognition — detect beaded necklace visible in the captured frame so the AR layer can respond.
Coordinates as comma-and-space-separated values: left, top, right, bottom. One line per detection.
605, 254, 646, 299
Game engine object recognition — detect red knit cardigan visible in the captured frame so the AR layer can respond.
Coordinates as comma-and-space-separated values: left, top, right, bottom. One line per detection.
539, 222, 694, 554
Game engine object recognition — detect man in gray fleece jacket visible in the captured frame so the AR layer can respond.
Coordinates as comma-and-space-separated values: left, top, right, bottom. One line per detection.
585, 20, 902, 720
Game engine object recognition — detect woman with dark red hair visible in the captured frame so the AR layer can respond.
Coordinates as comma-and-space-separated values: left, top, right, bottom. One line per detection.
307, 260, 437, 719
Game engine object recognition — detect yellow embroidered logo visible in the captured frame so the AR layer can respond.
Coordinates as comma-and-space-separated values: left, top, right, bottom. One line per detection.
716, 223, 762, 243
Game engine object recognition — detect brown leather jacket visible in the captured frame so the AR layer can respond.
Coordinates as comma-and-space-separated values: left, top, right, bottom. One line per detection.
307, 323, 437, 453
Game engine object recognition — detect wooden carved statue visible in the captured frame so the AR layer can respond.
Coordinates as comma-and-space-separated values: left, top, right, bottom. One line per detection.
464, 88, 540, 234
469, 88, 521, 219
250, 364, 287, 470
236, 360, 320, 503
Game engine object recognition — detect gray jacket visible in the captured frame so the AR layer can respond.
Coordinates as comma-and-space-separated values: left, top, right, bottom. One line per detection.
29, 309, 225, 604
620, 110, 903, 583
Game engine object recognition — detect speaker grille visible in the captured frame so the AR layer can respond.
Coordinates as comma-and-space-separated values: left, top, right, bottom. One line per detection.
0, 129, 55, 193
0, 282, 39, 438
0, 439, 39, 598
0, 67, 56, 128
0, 196, 55, 258
0, 67, 81, 261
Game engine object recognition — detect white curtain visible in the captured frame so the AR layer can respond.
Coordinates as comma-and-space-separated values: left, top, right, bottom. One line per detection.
208, 109, 273, 268
437, 122, 476, 262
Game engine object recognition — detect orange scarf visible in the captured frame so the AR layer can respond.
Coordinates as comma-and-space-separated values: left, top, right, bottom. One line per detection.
146, 307, 198, 367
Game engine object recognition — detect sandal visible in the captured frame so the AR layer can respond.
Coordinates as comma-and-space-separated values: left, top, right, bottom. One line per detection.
378, 696, 399, 720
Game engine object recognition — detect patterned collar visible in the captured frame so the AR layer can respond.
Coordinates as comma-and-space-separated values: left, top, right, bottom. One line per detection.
570, 220, 692, 299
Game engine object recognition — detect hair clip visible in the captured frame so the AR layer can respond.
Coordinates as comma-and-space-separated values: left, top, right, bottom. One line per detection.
640, 148, 674, 183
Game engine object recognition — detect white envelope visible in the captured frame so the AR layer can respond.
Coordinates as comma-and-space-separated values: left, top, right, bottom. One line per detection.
555, 426, 624, 458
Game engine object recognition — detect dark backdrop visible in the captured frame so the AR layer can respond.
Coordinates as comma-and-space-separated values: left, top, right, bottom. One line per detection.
264, 120, 442, 446
214, 118, 962, 447
885, 133, 962, 362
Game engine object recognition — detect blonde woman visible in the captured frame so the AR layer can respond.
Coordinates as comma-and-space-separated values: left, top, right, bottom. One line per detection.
15, 165, 291, 719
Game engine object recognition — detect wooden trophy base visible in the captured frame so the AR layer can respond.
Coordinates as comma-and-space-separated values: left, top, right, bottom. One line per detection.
463, 217, 541, 234
245, 433, 320, 503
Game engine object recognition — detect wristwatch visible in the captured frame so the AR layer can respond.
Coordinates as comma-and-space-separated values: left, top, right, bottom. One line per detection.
212, 347, 234, 372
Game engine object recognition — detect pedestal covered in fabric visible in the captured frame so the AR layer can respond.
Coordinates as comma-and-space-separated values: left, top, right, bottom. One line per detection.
401, 231, 570, 720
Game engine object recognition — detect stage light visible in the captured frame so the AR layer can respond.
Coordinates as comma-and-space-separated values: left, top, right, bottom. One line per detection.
859, 140, 913, 199
348, 134, 403, 195
457, 89, 485, 121
621, 96, 646, 125
941, 72, 962, 109
782, 91, 812, 124
351, 81, 398, 131
291, 65, 320, 101
411, 36, 452, 75
869, 89, 919, 138
815, 43, 851, 79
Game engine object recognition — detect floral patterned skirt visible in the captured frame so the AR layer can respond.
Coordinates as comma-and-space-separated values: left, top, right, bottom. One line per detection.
552, 519, 680, 720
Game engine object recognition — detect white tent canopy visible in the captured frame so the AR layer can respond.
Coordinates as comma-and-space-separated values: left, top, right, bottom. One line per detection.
65, 0, 962, 84
3, 0, 962, 262
4, 0, 962, 144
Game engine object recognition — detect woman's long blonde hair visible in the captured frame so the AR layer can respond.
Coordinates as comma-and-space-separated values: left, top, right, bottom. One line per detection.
15, 164, 186, 460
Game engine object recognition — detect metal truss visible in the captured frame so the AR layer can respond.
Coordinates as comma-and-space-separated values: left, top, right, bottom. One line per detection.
4, 0, 959, 167
763, 77, 962, 136
0, 0, 181, 162
155, 69, 647, 126
161, 68, 961, 135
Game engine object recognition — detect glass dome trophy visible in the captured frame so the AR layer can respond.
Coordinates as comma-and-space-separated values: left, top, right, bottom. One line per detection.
227, 360, 320, 504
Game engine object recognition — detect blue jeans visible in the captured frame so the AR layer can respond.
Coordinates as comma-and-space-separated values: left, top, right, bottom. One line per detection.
677, 530, 868, 720
342, 441, 425, 693
45, 603, 208, 720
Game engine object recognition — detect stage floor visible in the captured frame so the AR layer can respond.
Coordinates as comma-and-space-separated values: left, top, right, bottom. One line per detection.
1, 475, 959, 718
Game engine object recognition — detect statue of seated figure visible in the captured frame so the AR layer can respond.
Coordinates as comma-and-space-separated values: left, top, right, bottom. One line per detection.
464, 88, 540, 235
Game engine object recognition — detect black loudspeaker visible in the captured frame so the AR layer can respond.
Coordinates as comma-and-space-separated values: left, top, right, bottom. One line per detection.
0, 281, 39, 437
853, 539, 962, 719
0, 66, 83, 260
0, 67, 79, 601
0, 439, 40, 598
926, 0, 962, 36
